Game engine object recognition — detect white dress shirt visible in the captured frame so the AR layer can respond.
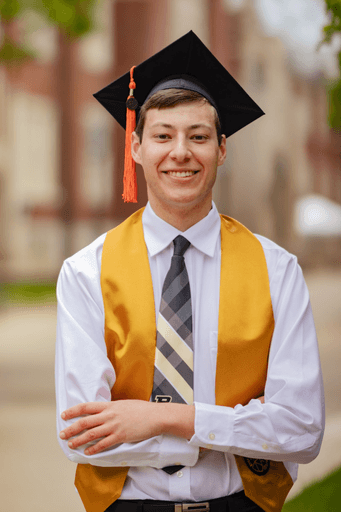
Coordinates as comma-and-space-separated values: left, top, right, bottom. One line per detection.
55, 202, 324, 502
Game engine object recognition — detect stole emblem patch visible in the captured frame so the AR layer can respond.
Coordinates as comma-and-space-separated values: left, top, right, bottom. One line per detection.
244, 457, 270, 475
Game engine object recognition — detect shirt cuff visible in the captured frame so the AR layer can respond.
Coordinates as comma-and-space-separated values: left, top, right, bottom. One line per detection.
66, 434, 199, 468
156, 435, 199, 468
189, 402, 235, 450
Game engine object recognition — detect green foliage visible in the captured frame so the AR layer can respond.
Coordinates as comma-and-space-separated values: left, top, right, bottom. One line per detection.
327, 75, 341, 128
321, 1, 341, 128
0, 0, 22, 21
283, 465, 341, 512
0, 0, 96, 66
1, 282, 57, 305
0, 33, 35, 64
322, 0, 341, 44
37, 0, 96, 38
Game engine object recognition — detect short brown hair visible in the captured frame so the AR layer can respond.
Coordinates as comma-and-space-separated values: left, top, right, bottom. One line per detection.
135, 88, 222, 144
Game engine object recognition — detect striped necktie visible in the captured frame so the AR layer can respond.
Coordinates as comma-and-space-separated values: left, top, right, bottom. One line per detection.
152, 235, 193, 405
152, 235, 193, 475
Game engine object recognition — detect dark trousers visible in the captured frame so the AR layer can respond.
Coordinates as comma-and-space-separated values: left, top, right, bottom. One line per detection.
105, 491, 264, 512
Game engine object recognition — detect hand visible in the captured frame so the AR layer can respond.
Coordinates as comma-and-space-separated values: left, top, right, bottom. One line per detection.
59, 400, 164, 455
59, 400, 195, 455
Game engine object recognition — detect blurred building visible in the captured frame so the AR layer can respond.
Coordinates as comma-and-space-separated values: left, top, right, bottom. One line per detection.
0, 0, 340, 281
210, 0, 341, 265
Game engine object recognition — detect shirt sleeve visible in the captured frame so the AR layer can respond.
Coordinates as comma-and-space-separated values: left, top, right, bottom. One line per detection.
55, 239, 199, 468
190, 246, 325, 464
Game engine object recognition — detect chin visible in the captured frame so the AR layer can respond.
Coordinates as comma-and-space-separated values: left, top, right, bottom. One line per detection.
165, 195, 204, 209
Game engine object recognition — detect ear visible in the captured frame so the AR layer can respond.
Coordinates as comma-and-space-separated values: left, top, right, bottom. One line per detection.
217, 135, 227, 166
131, 131, 142, 165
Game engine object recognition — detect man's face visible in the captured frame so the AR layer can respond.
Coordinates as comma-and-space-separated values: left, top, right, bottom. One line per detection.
131, 101, 226, 215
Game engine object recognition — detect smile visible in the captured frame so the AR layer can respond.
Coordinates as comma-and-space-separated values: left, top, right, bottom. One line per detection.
164, 171, 199, 177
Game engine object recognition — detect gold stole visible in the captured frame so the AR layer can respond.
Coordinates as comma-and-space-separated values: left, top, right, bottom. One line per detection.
75, 208, 293, 512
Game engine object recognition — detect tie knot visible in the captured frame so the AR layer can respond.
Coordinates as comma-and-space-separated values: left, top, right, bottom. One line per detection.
173, 235, 190, 257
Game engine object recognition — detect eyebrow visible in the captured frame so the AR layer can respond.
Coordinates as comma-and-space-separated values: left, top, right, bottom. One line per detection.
189, 124, 212, 130
150, 123, 174, 129
150, 122, 213, 130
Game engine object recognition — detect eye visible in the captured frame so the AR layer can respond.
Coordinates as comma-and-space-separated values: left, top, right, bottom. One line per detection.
191, 134, 208, 142
154, 133, 171, 140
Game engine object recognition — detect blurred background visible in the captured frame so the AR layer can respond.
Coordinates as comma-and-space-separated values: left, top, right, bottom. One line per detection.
0, 0, 341, 511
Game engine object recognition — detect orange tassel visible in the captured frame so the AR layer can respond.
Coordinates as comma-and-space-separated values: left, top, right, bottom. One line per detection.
123, 66, 138, 203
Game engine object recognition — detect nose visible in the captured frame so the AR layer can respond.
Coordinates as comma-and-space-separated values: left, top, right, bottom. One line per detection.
169, 137, 191, 162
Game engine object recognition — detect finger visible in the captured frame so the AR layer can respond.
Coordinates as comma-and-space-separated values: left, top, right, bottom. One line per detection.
61, 402, 106, 420
67, 424, 111, 449
84, 433, 120, 455
60, 412, 104, 440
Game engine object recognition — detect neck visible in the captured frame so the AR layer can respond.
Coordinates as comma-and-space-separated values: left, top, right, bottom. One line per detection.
148, 198, 212, 231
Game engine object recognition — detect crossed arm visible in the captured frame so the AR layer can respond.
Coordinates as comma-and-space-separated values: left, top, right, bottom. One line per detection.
59, 401, 195, 455
59, 397, 265, 456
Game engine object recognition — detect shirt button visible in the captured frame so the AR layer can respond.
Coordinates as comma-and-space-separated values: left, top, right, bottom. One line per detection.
177, 470, 183, 478
262, 444, 268, 450
208, 433, 215, 440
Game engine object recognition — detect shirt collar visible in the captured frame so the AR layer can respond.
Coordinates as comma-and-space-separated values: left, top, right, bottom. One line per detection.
142, 202, 221, 258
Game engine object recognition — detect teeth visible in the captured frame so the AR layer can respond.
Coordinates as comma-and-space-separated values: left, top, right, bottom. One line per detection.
168, 171, 196, 177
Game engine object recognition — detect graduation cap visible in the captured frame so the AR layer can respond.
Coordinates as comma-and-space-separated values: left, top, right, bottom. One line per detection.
94, 31, 264, 203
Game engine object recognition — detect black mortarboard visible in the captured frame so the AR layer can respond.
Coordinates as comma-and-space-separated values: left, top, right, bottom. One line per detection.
94, 31, 264, 202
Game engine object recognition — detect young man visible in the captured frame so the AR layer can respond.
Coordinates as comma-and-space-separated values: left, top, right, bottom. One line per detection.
55, 32, 324, 512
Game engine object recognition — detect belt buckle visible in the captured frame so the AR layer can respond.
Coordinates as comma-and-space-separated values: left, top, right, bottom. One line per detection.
175, 503, 209, 512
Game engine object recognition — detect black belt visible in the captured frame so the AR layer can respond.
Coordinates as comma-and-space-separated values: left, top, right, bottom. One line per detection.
106, 491, 264, 512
